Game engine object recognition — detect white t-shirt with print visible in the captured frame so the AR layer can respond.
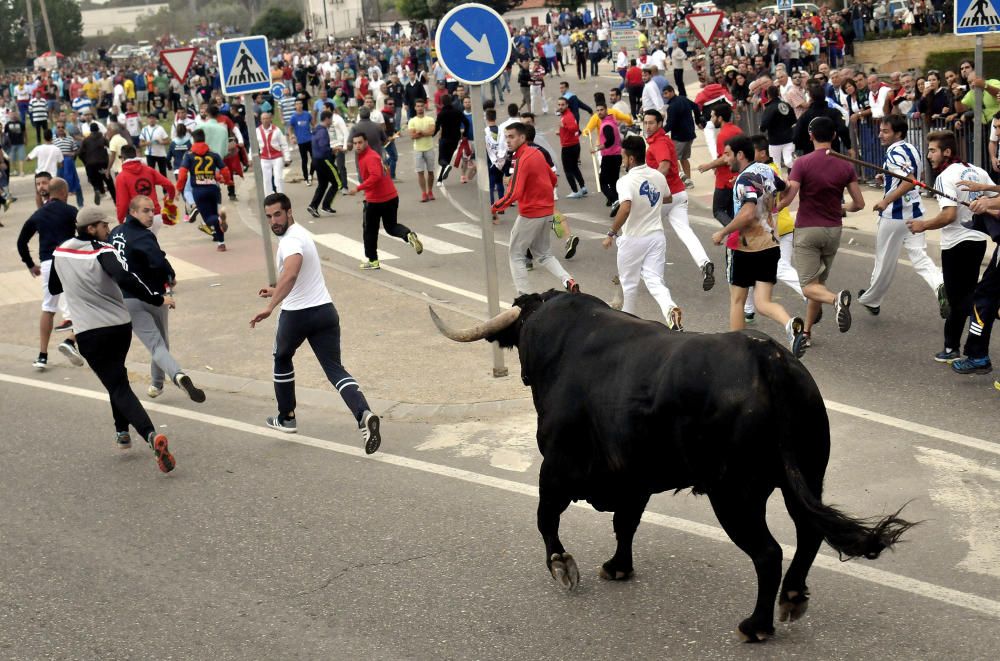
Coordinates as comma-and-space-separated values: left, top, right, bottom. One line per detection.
277, 222, 332, 311
615, 164, 667, 237
934, 162, 991, 250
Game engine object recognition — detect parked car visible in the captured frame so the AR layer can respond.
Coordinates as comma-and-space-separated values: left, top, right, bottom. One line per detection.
760, 3, 822, 15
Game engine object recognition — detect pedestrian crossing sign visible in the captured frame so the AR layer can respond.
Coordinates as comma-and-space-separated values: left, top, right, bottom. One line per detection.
955, 0, 1000, 35
216, 36, 272, 95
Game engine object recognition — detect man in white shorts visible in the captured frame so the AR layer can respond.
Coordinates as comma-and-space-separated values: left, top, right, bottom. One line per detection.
602, 135, 683, 330
407, 98, 437, 202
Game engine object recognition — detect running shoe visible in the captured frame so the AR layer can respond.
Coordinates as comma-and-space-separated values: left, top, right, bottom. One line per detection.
951, 356, 992, 375
219, 210, 228, 233
994, 379, 1000, 392
147, 385, 163, 398
59, 340, 84, 367
857, 289, 879, 316
801, 331, 812, 348
420, 192, 428, 203
148, 432, 175, 473
609, 200, 620, 218
216, 244, 227, 252
835, 289, 852, 332
609, 275, 623, 310
305, 178, 313, 187
360, 410, 381, 455
360, 260, 381, 270
306, 206, 320, 218
54, 319, 73, 332
937, 283, 950, 320
701, 261, 715, 291
175, 373, 206, 403
228, 192, 237, 201
427, 191, 436, 201
32, 355, 47, 370
567, 190, 584, 199
266, 415, 298, 433
564, 278, 580, 294
666, 306, 684, 331
579, 186, 589, 196
407, 232, 423, 255
564, 235, 579, 259
116, 431, 132, 450
786, 316, 807, 359
744, 312, 756, 324
94, 191, 101, 205
934, 348, 960, 363
197, 223, 214, 236
320, 207, 336, 214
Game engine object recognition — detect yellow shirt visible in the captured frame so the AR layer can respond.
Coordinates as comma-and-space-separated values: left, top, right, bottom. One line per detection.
768, 161, 795, 236
582, 108, 633, 136
408, 115, 436, 152
83, 81, 99, 100
124, 79, 135, 100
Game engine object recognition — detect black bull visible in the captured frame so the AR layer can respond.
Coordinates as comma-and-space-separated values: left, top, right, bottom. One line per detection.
430, 291, 915, 642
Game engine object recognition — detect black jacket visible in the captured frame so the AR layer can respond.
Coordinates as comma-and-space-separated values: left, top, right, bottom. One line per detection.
665, 95, 698, 143
759, 99, 797, 146
793, 101, 851, 154
17, 199, 77, 268
108, 215, 174, 298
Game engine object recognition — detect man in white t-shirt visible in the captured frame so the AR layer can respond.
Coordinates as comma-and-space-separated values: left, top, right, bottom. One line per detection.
601, 135, 682, 330
250, 192, 382, 454
907, 130, 990, 366
139, 113, 170, 176
27, 129, 63, 177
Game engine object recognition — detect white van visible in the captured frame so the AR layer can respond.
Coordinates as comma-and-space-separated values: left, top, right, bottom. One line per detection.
760, 3, 822, 15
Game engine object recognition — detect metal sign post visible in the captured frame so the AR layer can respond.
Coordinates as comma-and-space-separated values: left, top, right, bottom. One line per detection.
435, 4, 513, 378
216, 36, 278, 285
975, 34, 984, 168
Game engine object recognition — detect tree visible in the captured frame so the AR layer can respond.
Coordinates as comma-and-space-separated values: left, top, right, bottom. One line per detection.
396, 0, 525, 20
0, 0, 83, 64
250, 6, 304, 40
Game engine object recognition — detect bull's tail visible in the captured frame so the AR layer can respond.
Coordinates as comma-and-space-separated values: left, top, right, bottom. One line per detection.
782, 462, 915, 560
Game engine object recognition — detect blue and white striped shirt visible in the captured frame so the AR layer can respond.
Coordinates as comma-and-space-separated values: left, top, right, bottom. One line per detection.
71, 96, 92, 116
882, 140, 924, 221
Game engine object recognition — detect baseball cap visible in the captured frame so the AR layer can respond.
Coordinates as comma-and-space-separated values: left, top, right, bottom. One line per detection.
76, 207, 110, 231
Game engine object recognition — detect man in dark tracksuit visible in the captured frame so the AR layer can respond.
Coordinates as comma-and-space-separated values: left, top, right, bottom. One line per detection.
434, 97, 465, 184
110, 195, 205, 403
49, 207, 177, 473
307, 111, 340, 216
175, 129, 230, 251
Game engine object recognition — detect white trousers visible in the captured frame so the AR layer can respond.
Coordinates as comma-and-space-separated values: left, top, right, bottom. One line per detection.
661, 191, 709, 269
858, 217, 943, 308
260, 157, 285, 195
744, 233, 803, 314
768, 143, 794, 170
509, 214, 572, 295
616, 232, 677, 322
530, 86, 548, 114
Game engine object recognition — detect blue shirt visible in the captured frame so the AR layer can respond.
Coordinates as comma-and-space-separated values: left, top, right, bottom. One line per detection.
180, 149, 226, 190
289, 110, 313, 143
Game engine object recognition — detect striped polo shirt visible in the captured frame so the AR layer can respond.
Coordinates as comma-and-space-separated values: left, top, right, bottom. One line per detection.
882, 140, 924, 221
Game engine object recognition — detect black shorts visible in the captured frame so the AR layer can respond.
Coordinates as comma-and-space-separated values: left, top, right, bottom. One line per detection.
726, 246, 779, 289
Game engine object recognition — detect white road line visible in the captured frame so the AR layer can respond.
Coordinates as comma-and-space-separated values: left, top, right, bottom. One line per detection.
3, 371, 1000, 620
313, 233, 399, 261
438, 222, 510, 247
381, 230, 471, 255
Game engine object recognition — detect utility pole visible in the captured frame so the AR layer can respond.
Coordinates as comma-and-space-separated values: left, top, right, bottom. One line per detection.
24, 0, 38, 57
37, 0, 56, 55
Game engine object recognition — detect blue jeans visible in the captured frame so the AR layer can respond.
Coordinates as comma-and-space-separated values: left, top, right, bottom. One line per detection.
192, 186, 223, 242
853, 18, 865, 41
385, 141, 398, 179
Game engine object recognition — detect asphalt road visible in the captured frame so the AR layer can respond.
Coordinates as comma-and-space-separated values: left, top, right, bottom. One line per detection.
3, 71, 1000, 659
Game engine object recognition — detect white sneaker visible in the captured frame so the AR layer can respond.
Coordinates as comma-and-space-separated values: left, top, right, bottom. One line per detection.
567, 191, 583, 199
148, 385, 163, 398
360, 410, 381, 454
785, 317, 807, 358
58, 340, 84, 367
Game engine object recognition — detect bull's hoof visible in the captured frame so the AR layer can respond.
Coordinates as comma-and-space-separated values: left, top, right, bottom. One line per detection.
549, 552, 580, 590
778, 589, 810, 623
736, 618, 775, 643
598, 560, 634, 581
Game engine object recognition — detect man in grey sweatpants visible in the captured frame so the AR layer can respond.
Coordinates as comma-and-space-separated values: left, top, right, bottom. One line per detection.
109, 195, 205, 402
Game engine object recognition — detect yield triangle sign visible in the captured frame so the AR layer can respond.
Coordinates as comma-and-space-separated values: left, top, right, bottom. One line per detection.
687, 11, 724, 47
160, 48, 198, 83
958, 0, 1000, 29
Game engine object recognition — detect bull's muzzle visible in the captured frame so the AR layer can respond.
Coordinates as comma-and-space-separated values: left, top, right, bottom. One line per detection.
428, 305, 521, 342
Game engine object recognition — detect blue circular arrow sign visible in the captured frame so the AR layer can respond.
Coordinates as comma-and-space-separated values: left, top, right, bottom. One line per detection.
435, 4, 512, 85
271, 82, 285, 99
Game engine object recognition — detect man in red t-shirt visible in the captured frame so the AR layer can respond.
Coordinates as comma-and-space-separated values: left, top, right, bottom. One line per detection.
643, 109, 715, 291
696, 104, 742, 226
625, 60, 644, 119
556, 97, 587, 199
775, 117, 865, 340
347, 133, 423, 270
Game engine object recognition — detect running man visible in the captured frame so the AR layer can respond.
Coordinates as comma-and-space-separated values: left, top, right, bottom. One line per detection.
176, 129, 231, 252
711, 135, 807, 358
492, 121, 579, 295
250, 193, 382, 454
49, 207, 177, 473
858, 114, 946, 317
347, 133, 422, 270
110, 195, 205, 402
601, 135, 683, 330
16, 176, 84, 370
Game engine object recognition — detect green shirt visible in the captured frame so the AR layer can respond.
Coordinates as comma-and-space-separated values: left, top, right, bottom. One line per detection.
961, 79, 1000, 123
408, 115, 436, 152
153, 74, 170, 94
196, 119, 229, 159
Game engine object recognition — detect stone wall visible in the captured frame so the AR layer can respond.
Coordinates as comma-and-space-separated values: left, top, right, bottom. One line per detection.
853, 33, 1000, 73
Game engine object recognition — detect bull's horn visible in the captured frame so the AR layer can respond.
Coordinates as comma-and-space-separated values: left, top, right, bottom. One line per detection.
428, 306, 521, 342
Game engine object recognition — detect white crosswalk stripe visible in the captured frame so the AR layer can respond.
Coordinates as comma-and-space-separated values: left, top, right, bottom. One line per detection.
313, 233, 399, 260
438, 222, 510, 247
379, 230, 472, 254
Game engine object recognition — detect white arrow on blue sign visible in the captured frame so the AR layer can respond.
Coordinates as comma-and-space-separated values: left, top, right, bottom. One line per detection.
435, 4, 512, 86
217, 36, 272, 95
955, 0, 1000, 35
271, 82, 285, 100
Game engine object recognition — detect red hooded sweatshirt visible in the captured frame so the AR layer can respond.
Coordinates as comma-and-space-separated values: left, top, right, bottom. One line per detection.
356, 146, 397, 203
491, 143, 557, 218
115, 159, 176, 223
